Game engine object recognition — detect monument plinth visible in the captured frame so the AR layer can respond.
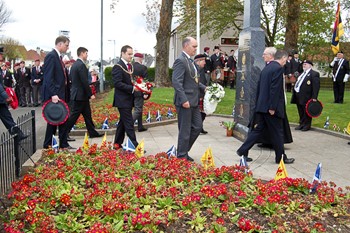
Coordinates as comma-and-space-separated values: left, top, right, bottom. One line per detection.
233, 0, 265, 141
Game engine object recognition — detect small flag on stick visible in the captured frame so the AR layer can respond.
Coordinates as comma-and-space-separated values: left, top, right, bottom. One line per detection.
239, 156, 250, 173
310, 163, 322, 193
167, 107, 174, 118
102, 117, 109, 129
52, 135, 59, 153
166, 145, 177, 158
83, 132, 89, 150
156, 110, 162, 121
201, 147, 215, 170
146, 111, 151, 123
135, 139, 145, 158
323, 116, 329, 129
100, 132, 107, 148
275, 155, 288, 180
123, 138, 135, 152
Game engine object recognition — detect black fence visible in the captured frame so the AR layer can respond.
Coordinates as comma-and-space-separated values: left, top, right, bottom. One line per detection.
0, 110, 36, 196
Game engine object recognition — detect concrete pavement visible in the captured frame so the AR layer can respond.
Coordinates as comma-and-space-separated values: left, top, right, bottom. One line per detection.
23, 115, 350, 188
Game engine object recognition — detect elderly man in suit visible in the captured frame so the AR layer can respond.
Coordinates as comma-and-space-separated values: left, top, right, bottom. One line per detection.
60, 47, 103, 147
113, 45, 140, 149
172, 37, 206, 161
291, 60, 320, 131
329, 51, 349, 103
236, 50, 295, 164
16, 61, 32, 107
132, 52, 148, 132
31, 59, 43, 107
42, 36, 72, 149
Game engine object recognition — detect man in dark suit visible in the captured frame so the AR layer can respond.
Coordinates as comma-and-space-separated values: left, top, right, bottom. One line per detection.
329, 51, 349, 103
16, 61, 31, 107
1, 63, 15, 88
61, 47, 103, 147
236, 50, 295, 164
113, 45, 140, 149
172, 37, 206, 161
132, 52, 148, 132
291, 60, 320, 131
41, 36, 72, 149
227, 49, 237, 89
203, 47, 212, 85
31, 59, 43, 107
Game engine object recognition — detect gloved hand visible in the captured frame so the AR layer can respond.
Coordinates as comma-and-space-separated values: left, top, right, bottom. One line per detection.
343, 74, 349, 83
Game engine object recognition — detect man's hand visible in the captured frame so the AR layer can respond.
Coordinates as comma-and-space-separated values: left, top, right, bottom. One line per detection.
6, 97, 13, 104
51, 95, 60, 103
268, 109, 275, 115
90, 95, 96, 100
182, 101, 190, 108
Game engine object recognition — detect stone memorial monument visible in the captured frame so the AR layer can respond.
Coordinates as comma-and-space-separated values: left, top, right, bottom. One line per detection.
233, 0, 265, 141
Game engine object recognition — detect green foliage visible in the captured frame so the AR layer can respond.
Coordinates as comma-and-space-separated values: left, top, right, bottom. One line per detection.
147, 67, 173, 83
104, 66, 113, 88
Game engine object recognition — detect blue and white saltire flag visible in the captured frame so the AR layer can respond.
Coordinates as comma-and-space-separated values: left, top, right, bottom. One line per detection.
134, 119, 138, 125
71, 125, 76, 131
167, 107, 174, 118
146, 111, 151, 123
115, 121, 119, 127
239, 155, 250, 173
122, 138, 136, 152
323, 116, 330, 129
52, 135, 59, 153
310, 163, 322, 193
102, 117, 109, 129
156, 110, 162, 121
166, 145, 177, 158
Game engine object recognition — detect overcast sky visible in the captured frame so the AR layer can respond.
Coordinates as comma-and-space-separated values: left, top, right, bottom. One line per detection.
1, 0, 157, 60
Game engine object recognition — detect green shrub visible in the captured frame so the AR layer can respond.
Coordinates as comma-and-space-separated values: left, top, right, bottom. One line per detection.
104, 66, 113, 88
147, 67, 173, 82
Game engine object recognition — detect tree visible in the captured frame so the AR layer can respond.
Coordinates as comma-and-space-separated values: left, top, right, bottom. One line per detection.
0, 37, 23, 62
282, 0, 301, 52
0, 0, 11, 30
144, 0, 175, 87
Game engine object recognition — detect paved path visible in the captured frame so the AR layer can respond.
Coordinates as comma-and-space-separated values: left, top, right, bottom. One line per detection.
22, 115, 350, 188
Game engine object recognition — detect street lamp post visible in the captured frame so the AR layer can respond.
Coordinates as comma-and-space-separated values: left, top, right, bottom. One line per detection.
100, 0, 104, 93
108, 39, 116, 63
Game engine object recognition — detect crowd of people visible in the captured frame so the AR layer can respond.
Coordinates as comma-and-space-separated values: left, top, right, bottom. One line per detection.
1, 35, 349, 157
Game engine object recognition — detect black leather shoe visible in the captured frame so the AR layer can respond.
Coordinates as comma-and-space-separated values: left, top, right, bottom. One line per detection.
18, 133, 29, 141
283, 158, 295, 164
90, 133, 104, 138
348, 142, 350, 145
67, 136, 76, 141
200, 129, 208, 134
138, 128, 148, 132
301, 127, 310, 131
65, 145, 76, 150
295, 125, 303, 130
186, 155, 194, 162
236, 151, 252, 162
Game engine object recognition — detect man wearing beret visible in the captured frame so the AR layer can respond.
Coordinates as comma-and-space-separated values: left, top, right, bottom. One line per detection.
203, 47, 212, 85
329, 51, 349, 103
194, 53, 209, 134
31, 59, 43, 107
16, 61, 32, 107
132, 52, 148, 132
291, 60, 320, 131
172, 37, 206, 161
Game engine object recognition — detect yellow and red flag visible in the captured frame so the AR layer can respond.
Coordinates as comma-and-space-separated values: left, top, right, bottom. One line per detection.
275, 157, 288, 180
135, 139, 145, 158
331, 1, 344, 54
83, 132, 89, 150
201, 147, 215, 170
100, 132, 107, 148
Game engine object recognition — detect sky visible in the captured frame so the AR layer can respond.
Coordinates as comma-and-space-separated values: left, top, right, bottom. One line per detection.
1, 0, 157, 60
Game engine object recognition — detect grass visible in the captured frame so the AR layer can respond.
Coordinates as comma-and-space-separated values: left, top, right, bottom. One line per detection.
103, 87, 350, 131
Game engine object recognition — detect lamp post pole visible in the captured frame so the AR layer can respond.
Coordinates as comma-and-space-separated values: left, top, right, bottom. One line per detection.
108, 39, 116, 63
100, 0, 104, 93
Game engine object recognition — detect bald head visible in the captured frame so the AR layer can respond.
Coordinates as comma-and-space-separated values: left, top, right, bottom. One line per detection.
182, 37, 197, 57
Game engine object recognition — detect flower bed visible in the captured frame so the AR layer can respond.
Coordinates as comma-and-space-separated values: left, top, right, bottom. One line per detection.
2, 146, 350, 232
75, 102, 177, 129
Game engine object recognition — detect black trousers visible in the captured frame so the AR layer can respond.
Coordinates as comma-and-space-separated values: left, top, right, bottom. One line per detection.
114, 107, 138, 148
132, 95, 145, 130
237, 112, 285, 162
176, 106, 202, 157
43, 122, 68, 149
61, 100, 99, 146
296, 103, 312, 129
0, 103, 16, 130
333, 81, 345, 103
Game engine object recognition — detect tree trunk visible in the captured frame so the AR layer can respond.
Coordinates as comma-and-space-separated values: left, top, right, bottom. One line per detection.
284, 0, 301, 53
155, 0, 174, 87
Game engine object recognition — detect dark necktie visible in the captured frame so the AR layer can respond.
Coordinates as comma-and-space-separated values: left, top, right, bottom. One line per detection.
127, 63, 132, 71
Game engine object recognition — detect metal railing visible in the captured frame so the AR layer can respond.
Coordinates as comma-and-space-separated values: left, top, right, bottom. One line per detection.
0, 110, 36, 196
